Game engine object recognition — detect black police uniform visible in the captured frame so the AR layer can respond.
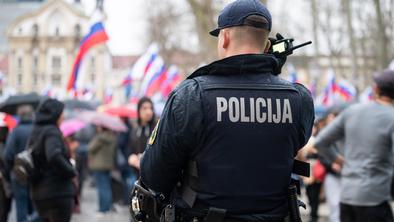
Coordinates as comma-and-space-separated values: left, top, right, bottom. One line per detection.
140, 54, 315, 221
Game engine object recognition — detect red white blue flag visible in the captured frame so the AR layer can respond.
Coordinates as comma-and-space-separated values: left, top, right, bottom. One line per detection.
67, 22, 108, 91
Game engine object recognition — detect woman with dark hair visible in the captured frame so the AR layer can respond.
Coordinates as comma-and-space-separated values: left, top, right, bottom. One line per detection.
30, 98, 77, 222
128, 97, 157, 170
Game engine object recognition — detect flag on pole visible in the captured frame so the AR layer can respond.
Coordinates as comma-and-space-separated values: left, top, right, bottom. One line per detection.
161, 66, 181, 98
67, 22, 108, 91
139, 57, 164, 96
359, 86, 373, 103
322, 69, 337, 107
287, 64, 298, 83
336, 80, 356, 102
130, 43, 159, 81
146, 67, 168, 97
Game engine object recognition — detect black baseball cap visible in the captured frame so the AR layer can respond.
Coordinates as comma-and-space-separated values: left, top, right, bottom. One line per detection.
210, 0, 272, 37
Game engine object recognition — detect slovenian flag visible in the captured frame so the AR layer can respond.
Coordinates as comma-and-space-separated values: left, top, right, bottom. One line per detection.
67, 22, 108, 91
139, 57, 164, 96
146, 67, 168, 97
130, 43, 159, 81
161, 66, 181, 98
287, 64, 299, 83
359, 86, 373, 103
322, 69, 337, 106
336, 80, 356, 102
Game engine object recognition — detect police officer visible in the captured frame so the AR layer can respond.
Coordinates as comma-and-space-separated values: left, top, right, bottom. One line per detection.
140, 0, 314, 221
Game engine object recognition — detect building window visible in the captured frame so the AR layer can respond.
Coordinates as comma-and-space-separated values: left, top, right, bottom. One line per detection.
32, 24, 39, 37
52, 56, 61, 70
75, 24, 81, 37
51, 74, 62, 86
33, 73, 38, 85
91, 57, 95, 68
55, 27, 60, 36
17, 73, 23, 86
17, 57, 23, 69
33, 56, 38, 71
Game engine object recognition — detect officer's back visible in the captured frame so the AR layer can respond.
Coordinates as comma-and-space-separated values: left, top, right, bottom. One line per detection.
141, 0, 314, 220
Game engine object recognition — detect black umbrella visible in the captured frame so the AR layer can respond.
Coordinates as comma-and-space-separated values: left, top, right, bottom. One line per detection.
63, 99, 96, 111
0, 93, 42, 115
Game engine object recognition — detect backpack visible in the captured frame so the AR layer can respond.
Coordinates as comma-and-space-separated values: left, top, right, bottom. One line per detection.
13, 143, 38, 185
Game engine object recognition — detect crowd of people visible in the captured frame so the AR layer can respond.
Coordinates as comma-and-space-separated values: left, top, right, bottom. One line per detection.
0, 96, 157, 222
0, 70, 393, 222
300, 69, 394, 222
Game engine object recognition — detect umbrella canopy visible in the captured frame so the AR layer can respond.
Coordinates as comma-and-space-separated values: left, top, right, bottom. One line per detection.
77, 111, 127, 132
0, 93, 42, 115
63, 99, 96, 111
60, 119, 87, 137
97, 104, 137, 119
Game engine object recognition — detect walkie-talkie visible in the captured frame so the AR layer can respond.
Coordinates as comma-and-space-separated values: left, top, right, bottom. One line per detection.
269, 33, 312, 57
268, 33, 312, 75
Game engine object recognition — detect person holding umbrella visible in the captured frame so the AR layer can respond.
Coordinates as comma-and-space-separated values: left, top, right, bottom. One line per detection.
29, 98, 77, 222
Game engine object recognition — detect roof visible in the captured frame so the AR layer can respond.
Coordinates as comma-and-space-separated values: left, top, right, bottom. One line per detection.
0, 1, 43, 53
112, 55, 140, 70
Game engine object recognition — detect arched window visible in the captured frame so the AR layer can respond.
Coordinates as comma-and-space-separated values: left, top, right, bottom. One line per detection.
74, 24, 81, 37
32, 24, 39, 37
55, 27, 60, 36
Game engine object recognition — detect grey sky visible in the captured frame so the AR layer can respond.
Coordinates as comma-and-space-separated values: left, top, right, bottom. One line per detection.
79, 0, 313, 56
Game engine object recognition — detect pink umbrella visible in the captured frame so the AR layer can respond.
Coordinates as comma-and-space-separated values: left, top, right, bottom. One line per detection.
77, 111, 127, 132
60, 119, 87, 137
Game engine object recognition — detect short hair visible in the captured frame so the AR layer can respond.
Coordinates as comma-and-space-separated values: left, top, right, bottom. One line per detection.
230, 15, 270, 51
374, 69, 394, 99
16, 105, 34, 120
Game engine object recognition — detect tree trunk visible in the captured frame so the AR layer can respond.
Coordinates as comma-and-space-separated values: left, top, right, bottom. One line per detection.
342, 0, 358, 79
186, 0, 217, 61
310, 0, 320, 55
373, 0, 390, 69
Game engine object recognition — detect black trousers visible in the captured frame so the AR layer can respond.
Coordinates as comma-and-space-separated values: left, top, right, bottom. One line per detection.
0, 184, 12, 222
305, 182, 322, 222
34, 197, 73, 222
340, 202, 394, 222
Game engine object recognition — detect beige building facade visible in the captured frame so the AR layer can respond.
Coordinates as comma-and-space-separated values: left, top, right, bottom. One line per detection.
6, 0, 111, 99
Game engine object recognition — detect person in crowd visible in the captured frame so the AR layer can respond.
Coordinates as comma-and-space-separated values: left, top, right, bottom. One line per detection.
298, 118, 325, 222
30, 98, 77, 222
317, 105, 346, 222
116, 117, 135, 205
4, 105, 39, 222
88, 126, 116, 216
73, 125, 95, 198
64, 134, 81, 213
128, 97, 157, 171
0, 126, 11, 222
314, 69, 394, 222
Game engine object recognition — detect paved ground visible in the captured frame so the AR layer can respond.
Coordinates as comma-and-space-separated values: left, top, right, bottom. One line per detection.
8, 178, 330, 222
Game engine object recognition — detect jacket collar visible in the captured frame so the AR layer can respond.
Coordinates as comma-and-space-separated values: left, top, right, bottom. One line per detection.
188, 54, 279, 79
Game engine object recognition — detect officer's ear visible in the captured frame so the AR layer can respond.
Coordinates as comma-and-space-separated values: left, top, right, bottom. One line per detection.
222, 29, 231, 49
264, 39, 271, 53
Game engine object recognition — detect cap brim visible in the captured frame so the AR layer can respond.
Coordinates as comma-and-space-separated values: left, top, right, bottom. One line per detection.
209, 28, 220, 37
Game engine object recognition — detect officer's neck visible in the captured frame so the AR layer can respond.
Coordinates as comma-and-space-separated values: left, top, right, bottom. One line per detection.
225, 46, 263, 58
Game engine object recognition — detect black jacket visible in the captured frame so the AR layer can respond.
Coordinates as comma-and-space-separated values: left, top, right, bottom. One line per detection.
141, 54, 314, 217
30, 99, 76, 201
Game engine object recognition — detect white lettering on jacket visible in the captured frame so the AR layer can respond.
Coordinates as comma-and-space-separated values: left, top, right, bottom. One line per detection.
216, 97, 293, 123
